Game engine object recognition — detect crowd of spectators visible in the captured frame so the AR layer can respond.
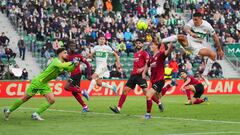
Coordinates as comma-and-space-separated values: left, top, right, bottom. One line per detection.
0, 0, 227, 79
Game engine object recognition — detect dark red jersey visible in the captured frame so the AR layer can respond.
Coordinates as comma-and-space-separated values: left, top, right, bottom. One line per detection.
68, 54, 91, 77
185, 76, 201, 86
148, 51, 166, 83
131, 50, 149, 75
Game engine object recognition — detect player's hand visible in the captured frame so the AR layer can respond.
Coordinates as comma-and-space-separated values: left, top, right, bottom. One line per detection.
190, 32, 199, 38
217, 49, 224, 60
116, 62, 121, 71
72, 57, 80, 65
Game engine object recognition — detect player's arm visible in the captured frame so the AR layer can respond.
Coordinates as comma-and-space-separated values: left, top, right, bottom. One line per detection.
212, 33, 224, 59
184, 20, 198, 38
164, 43, 174, 56
113, 51, 121, 69
181, 77, 191, 91
142, 63, 149, 80
81, 57, 92, 80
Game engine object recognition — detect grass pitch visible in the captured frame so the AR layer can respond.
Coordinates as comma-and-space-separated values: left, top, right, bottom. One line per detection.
1, 95, 240, 135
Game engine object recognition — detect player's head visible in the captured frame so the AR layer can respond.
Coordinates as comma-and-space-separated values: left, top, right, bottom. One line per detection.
150, 40, 160, 52
180, 70, 188, 79
98, 34, 106, 46
56, 48, 68, 61
135, 39, 144, 50
193, 12, 203, 26
68, 40, 76, 54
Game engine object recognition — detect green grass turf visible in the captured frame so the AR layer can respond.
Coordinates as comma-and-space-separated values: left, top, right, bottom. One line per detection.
1, 95, 240, 135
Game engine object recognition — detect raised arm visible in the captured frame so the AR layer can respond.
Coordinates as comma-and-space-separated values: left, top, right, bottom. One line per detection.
113, 51, 121, 69
212, 33, 224, 59
164, 43, 174, 56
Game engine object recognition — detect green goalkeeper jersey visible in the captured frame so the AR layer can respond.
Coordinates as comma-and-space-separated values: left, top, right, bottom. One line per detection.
34, 58, 75, 83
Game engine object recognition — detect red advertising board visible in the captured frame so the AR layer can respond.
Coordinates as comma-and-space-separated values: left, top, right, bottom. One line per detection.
0, 79, 240, 98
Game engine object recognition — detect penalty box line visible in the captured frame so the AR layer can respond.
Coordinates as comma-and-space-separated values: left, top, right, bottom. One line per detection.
14, 107, 240, 125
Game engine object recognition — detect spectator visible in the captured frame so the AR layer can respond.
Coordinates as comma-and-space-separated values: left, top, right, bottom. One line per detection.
118, 40, 126, 54
5, 47, 16, 59
169, 57, 179, 80
0, 32, 10, 46
185, 59, 193, 76
105, 0, 113, 12
21, 68, 28, 80
47, 55, 54, 66
125, 41, 133, 57
164, 64, 173, 80
52, 39, 61, 52
17, 38, 26, 60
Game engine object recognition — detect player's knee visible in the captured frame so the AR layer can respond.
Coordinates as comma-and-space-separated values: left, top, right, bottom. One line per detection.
123, 88, 130, 95
210, 52, 216, 61
177, 34, 186, 41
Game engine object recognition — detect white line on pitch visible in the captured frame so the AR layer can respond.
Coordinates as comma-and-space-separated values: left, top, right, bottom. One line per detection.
164, 132, 240, 135
17, 107, 240, 124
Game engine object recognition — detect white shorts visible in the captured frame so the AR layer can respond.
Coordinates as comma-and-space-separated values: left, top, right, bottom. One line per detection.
95, 65, 110, 78
186, 35, 207, 55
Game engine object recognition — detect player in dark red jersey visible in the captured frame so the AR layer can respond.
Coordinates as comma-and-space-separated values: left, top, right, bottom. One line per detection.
109, 39, 161, 113
142, 41, 175, 119
64, 43, 92, 112
179, 70, 208, 105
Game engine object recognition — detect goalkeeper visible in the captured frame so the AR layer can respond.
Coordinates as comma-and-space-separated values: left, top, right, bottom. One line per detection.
3, 48, 79, 121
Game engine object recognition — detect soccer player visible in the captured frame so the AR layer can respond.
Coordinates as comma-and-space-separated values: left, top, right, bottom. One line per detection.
179, 70, 208, 105
143, 41, 175, 119
64, 43, 92, 112
109, 39, 161, 113
161, 12, 224, 76
3, 48, 79, 120
87, 35, 121, 95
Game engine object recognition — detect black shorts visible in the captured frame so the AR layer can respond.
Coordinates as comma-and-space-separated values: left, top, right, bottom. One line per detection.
193, 83, 204, 98
152, 80, 165, 93
125, 74, 148, 89
69, 74, 81, 87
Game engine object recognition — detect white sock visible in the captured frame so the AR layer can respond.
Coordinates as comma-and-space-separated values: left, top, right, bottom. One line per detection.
162, 35, 178, 43
203, 59, 214, 76
87, 79, 96, 93
102, 82, 113, 90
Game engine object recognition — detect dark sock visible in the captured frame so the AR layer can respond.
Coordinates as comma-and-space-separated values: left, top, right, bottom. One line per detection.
118, 94, 127, 109
72, 92, 87, 108
193, 98, 204, 104
146, 99, 152, 113
186, 89, 192, 100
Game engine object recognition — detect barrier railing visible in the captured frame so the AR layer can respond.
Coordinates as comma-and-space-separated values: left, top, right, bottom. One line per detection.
224, 45, 240, 73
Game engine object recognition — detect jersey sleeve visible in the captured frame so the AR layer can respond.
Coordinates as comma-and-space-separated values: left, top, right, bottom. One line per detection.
186, 19, 194, 28
106, 46, 114, 53
206, 22, 216, 36
52, 58, 74, 69
145, 52, 150, 62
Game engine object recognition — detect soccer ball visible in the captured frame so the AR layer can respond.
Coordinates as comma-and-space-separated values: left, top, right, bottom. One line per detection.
136, 20, 148, 31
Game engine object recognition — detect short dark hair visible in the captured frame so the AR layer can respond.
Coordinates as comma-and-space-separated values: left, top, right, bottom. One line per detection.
180, 70, 187, 74
135, 39, 144, 43
56, 48, 66, 55
193, 12, 202, 18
